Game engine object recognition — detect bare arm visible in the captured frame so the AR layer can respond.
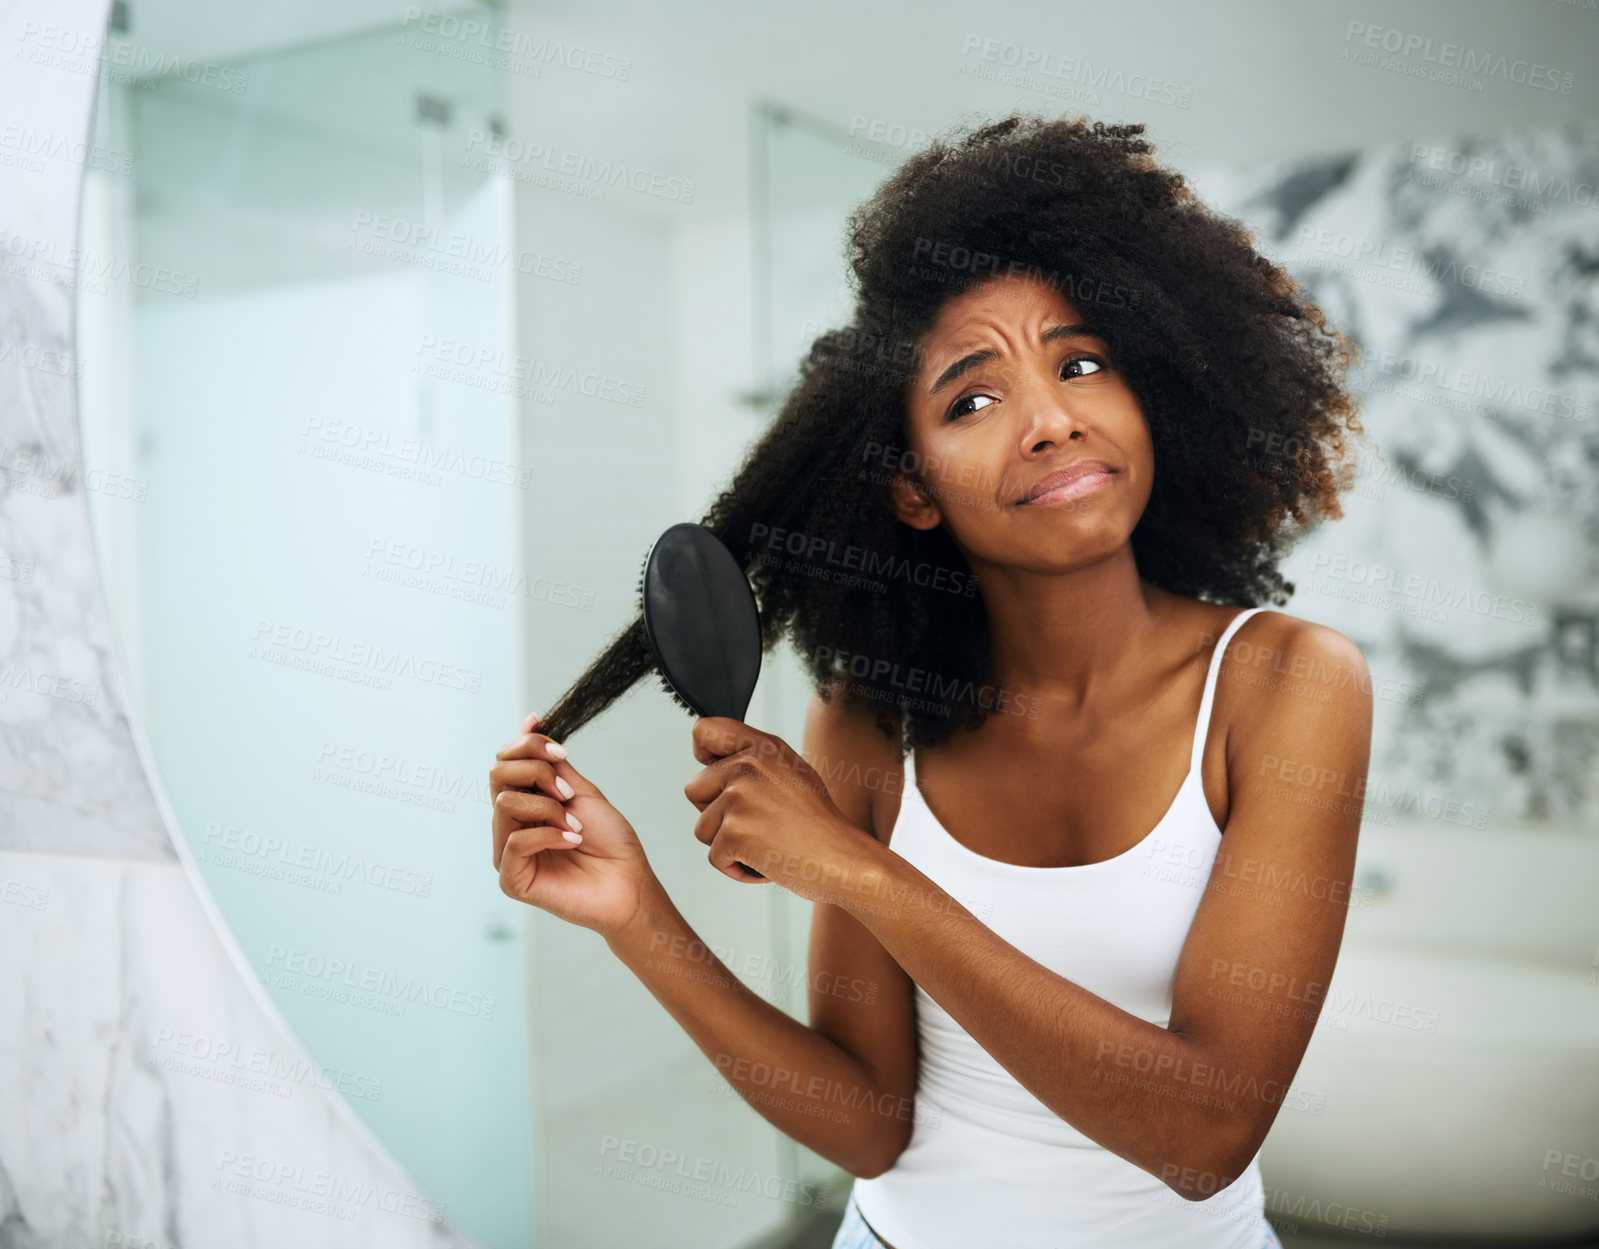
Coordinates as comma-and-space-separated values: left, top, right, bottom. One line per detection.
601, 689, 918, 1177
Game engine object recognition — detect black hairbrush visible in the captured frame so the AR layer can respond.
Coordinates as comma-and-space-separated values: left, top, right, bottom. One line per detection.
637, 522, 766, 877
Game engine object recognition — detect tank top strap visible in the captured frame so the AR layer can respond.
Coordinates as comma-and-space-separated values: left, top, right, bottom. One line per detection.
1190, 607, 1267, 774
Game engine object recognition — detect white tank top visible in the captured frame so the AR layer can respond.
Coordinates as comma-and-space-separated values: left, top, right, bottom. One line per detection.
849, 607, 1272, 1249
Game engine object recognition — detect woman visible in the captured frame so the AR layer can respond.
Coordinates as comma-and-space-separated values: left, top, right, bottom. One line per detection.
489, 114, 1370, 1248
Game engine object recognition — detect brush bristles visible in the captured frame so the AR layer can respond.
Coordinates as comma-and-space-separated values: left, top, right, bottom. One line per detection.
636, 544, 703, 719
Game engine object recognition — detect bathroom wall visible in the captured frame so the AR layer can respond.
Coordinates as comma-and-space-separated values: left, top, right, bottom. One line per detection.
1198, 122, 1599, 835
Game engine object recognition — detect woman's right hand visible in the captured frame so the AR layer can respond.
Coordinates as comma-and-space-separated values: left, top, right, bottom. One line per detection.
490, 712, 657, 939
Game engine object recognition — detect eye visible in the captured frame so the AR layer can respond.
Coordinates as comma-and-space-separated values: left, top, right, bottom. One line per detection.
945, 391, 996, 422
943, 354, 1106, 422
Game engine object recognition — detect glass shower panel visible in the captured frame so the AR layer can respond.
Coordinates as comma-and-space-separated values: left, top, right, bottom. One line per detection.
78, 10, 534, 1247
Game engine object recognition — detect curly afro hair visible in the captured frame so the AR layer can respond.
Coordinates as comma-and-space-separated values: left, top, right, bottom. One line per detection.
537, 113, 1360, 753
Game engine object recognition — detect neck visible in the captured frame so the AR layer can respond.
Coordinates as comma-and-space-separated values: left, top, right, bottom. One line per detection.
972, 543, 1162, 710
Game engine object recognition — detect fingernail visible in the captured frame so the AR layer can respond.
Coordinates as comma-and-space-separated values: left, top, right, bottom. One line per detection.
562, 829, 583, 844
565, 813, 582, 832
555, 776, 575, 799
523, 712, 540, 731
545, 741, 568, 760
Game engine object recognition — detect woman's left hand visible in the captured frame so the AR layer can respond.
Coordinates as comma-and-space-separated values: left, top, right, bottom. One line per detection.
683, 716, 882, 900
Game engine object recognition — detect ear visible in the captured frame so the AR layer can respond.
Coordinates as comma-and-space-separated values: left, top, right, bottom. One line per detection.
887, 467, 942, 531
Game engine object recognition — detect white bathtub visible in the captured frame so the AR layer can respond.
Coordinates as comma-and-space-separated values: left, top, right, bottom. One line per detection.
1258, 820, 1599, 1239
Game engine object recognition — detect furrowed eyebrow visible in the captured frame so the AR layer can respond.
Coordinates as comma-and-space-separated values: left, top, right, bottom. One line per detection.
926, 323, 1097, 395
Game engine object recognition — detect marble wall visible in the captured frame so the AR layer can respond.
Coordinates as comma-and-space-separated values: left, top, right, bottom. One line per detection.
0, 1, 479, 1244
1202, 121, 1599, 833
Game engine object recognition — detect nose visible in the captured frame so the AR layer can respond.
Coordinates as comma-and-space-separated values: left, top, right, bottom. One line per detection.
1016, 380, 1087, 458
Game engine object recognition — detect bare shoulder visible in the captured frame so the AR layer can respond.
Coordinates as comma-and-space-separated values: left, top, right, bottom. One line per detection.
1215, 607, 1374, 776
1223, 607, 1370, 696
802, 680, 903, 842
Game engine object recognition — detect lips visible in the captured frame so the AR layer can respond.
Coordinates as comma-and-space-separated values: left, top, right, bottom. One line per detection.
1019, 460, 1116, 506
